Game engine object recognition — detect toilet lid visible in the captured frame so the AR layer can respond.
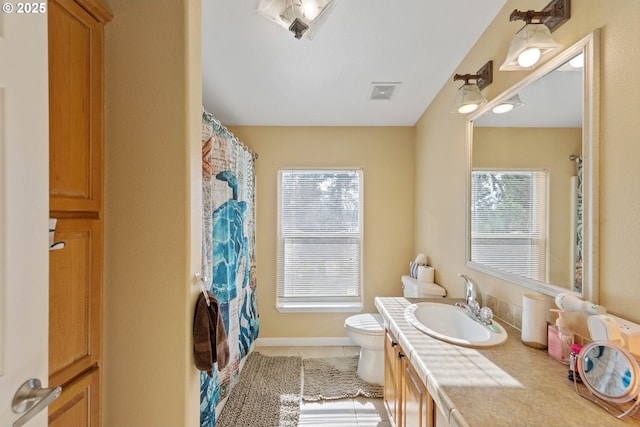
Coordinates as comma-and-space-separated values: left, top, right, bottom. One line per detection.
344, 313, 384, 336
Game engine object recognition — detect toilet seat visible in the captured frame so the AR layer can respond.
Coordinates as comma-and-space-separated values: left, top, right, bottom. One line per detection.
344, 313, 384, 336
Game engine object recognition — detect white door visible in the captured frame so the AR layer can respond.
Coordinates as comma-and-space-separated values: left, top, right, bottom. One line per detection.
0, 7, 51, 427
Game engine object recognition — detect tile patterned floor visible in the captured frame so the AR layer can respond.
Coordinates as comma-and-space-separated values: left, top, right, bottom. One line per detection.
255, 346, 391, 427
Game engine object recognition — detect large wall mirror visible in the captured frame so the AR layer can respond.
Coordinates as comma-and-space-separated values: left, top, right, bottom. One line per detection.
465, 30, 600, 301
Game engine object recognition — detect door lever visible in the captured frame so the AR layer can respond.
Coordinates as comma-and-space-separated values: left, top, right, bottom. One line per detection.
12, 378, 62, 427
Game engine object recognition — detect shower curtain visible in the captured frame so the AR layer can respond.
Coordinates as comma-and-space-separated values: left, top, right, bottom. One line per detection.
200, 109, 260, 427
574, 160, 583, 293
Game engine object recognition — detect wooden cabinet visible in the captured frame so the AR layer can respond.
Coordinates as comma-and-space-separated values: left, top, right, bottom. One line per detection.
49, 368, 100, 427
48, 0, 111, 426
49, 218, 102, 387
402, 356, 434, 427
49, 0, 110, 213
384, 329, 438, 427
384, 330, 403, 425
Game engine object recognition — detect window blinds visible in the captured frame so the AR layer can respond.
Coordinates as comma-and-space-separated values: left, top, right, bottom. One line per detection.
277, 169, 363, 305
471, 170, 548, 282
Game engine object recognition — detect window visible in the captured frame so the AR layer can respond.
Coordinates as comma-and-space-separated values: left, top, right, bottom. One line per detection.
277, 169, 363, 312
471, 170, 548, 282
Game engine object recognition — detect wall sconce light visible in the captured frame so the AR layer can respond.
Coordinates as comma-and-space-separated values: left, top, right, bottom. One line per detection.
256, 0, 339, 40
500, 0, 570, 71
491, 94, 524, 114
451, 60, 493, 114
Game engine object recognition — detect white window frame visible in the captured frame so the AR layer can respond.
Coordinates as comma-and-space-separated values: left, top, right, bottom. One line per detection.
470, 169, 549, 282
276, 168, 364, 313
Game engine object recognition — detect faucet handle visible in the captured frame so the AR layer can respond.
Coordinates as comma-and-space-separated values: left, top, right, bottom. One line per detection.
480, 306, 493, 323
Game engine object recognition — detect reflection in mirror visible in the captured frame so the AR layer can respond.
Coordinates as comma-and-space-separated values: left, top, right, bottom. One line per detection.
575, 341, 640, 419
465, 30, 600, 300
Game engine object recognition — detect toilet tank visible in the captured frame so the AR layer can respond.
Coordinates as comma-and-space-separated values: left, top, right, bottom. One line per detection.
401, 275, 446, 298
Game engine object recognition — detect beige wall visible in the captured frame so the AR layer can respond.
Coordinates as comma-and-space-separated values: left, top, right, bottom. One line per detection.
474, 127, 581, 286
415, 0, 640, 323
103, 0, 201, 425
97, 0, 640, 423
228, 126, 415, 338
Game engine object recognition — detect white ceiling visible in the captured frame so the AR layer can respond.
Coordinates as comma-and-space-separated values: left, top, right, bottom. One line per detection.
201, 0, 507, 127
474, 66, 583, 128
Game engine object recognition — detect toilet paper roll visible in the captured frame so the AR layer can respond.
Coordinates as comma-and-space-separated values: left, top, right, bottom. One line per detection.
417, 265, 434, 283
414, 253, 427, 264
522, 294, 548, 349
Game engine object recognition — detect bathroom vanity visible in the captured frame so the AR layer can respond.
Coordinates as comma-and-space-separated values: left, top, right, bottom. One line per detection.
375, 297, 639, 426
385, 327, 442, 427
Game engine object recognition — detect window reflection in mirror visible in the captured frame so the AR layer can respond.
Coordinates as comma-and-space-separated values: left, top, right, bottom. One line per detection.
471, 169, 549, 283
466, 30, 600, 300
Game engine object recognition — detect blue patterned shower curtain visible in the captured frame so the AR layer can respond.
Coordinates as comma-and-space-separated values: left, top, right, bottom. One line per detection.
574, 160, 583, 293
200, 109, 260, 427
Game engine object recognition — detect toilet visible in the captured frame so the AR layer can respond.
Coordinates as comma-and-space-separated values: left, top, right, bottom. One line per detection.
345, 313, 386, 385
344, 276, 446, 385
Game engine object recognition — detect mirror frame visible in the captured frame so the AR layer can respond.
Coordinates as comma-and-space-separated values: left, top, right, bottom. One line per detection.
465, 29, 601, 301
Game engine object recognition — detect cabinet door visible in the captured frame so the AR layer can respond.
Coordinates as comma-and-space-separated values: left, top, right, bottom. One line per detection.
402, 359, 434, 427
384, 330, 402, 426
49, 0, 104, 213
49, 368, 100, 427
49, 218, 102, 387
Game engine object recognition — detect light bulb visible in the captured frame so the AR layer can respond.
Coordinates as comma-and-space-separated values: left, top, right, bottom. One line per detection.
518, 47, 541, 68
458, 103, 479, 114
302, 0, 318, 19
569, 53, 584, 68
492, 103, 514, 114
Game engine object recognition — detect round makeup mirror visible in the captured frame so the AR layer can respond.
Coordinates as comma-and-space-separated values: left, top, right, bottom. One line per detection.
576, 341, 640, 418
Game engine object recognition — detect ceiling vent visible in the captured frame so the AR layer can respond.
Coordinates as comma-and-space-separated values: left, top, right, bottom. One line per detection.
370, 82, 401, 100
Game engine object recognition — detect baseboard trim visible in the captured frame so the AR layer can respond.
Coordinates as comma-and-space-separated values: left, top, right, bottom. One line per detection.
255, 337, 356, 347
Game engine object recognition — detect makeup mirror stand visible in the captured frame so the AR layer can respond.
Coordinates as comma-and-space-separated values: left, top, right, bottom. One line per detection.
573, 377, 640, 419
573, 341, 640, 420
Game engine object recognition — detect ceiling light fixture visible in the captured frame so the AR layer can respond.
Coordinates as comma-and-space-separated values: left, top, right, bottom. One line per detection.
256, 0, 339, 40
451, 61, 493, 114
500, 0, 570, 71
491, 94, 524, 114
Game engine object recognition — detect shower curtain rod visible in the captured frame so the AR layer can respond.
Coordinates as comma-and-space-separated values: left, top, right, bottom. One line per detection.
205, 110, 259, 161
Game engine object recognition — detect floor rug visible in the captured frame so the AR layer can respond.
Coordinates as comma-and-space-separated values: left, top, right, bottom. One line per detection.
302, 356, 384, 401
217, 352, 302, 427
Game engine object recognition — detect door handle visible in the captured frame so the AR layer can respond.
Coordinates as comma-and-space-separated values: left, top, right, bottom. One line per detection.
11, 378, 62, 427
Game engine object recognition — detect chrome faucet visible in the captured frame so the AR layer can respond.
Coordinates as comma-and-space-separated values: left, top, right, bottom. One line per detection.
458, 273, 478, 307
455, 273, 495, 326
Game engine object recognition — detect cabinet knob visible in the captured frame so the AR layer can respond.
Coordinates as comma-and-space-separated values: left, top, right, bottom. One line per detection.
391, 341, 398, 347
398, 352, 405, 359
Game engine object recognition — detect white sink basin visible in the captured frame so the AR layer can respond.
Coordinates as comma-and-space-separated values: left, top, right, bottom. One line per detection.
404, 302, 508, 347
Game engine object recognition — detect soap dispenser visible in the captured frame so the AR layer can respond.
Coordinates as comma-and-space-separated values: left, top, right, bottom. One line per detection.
548, 309, 574, 364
